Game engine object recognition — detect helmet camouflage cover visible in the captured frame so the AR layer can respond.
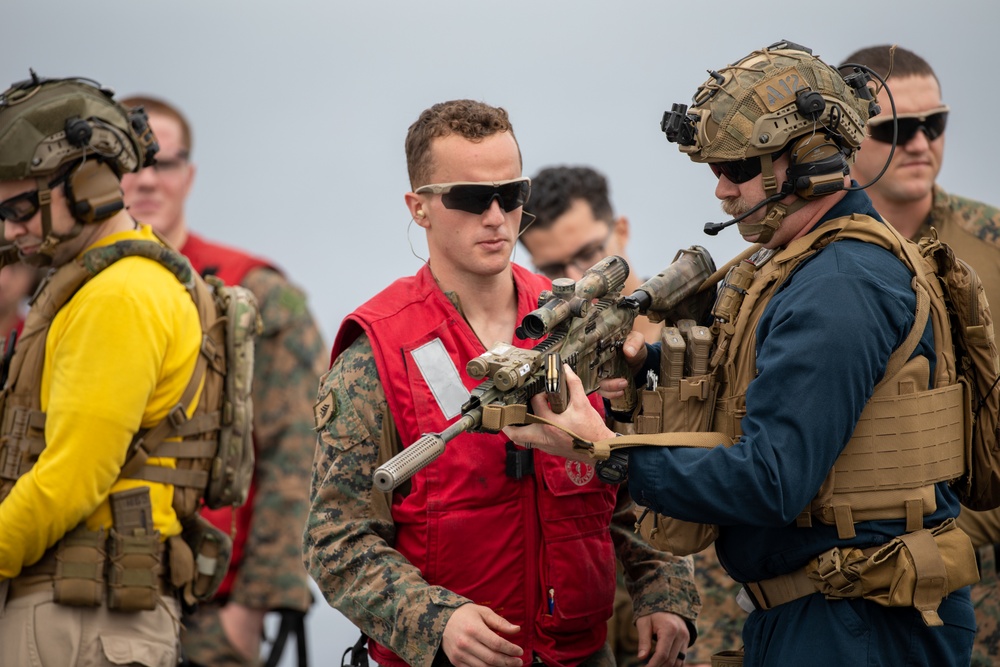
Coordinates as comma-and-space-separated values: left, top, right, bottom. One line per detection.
0, 73, 156, 182
665, 40, 873, 163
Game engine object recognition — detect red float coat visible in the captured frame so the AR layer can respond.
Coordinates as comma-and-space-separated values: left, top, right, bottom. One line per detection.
331, 263, 618, 667
180, 232, 271, 598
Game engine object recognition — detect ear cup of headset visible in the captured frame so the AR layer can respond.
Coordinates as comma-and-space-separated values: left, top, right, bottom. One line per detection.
786, 134, 849, 199
65, 160, 125, 223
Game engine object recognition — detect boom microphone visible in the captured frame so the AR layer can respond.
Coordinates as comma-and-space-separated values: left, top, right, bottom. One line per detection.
703, 189, 790, 236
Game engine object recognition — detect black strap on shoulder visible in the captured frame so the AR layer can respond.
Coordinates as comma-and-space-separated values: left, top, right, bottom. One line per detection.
263, 609, 309, 667
341, 632, 369, 667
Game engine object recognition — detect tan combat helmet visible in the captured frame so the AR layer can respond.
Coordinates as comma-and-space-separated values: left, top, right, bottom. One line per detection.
661, 40, 879, 243
0, 71, 158, 265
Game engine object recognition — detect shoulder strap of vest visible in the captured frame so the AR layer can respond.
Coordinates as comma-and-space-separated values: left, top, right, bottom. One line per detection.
42, 239, 212, 483
832, 216, 941, 390
783, 215, 934, 391
117, 265, 218, 483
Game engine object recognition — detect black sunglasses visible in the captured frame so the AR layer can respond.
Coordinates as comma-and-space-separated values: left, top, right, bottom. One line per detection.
0, 172, 69, 223
867, 106, 949, 145
0, 190, 42, 223
709, 157, 765, 184
708, 147, 790, 185
415, 178, 531, 215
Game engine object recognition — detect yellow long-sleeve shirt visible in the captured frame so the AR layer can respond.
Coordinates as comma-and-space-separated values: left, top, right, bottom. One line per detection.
0, 224, 202, 579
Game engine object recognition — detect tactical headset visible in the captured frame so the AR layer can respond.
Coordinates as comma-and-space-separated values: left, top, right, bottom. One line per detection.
661, 41, 880, 242
0, 72, 159, 264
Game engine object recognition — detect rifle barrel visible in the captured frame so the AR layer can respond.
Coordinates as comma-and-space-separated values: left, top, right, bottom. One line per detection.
373, 409, 481, 492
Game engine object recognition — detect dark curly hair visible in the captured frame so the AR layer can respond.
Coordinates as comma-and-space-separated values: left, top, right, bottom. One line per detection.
521, 165, 614, 235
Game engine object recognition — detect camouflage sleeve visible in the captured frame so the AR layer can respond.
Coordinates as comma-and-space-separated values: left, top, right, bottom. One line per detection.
230, 267, 325, 611
303, 333, 471, 667
611, 485, 701, 632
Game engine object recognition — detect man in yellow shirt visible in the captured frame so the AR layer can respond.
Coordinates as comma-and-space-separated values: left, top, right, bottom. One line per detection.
0, 74, 203, 665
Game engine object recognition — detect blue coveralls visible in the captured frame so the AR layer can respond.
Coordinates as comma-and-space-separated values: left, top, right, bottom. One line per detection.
629, 189, 976, 666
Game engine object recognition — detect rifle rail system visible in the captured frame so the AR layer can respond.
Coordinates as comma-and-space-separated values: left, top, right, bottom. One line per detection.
373, 247, 716, 492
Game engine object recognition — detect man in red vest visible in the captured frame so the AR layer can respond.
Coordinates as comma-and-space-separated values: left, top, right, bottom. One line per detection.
304, 99, 699, 667
121, 96, 327, 667
0, 262, 39, 343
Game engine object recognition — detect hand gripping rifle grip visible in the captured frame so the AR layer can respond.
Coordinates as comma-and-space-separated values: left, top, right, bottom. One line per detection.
372, 433, 446, 492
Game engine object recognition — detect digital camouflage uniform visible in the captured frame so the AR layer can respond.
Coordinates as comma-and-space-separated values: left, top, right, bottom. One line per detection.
304, 328, 701, 667
183, 267, 327, 666
686, 546, 745, 665
918, 185, 1000, 667
608, 549, 745, 667
608, 474, 743, 667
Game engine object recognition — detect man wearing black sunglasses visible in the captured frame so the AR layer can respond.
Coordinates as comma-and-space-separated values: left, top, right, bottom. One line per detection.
505, 41, 979, 667
0, 75, 201, 665
305, 100, 699, 667
843, 44, 1000, 667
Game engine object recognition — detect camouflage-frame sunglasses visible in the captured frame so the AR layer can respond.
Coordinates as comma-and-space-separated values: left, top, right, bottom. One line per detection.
415, 177, 531, 215
867, 106, 949, 144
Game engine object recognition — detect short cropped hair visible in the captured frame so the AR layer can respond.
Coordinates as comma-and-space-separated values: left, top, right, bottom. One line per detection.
522, 165, 614, 235
404, 99, 519, 189
839, 45, 939, 88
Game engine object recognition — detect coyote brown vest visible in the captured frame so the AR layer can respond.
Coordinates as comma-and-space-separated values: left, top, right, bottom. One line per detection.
634, 214, 971, 551
0, 239, 259, 520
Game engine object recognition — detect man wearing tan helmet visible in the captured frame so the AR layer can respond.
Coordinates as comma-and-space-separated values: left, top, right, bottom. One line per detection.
505, 41, 979, 665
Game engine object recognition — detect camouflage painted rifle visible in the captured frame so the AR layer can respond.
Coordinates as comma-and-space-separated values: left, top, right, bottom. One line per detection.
372, 247, 716, 492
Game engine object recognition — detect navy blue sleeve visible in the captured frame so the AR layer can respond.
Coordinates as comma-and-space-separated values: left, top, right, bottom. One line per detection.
628, 240, 920, 527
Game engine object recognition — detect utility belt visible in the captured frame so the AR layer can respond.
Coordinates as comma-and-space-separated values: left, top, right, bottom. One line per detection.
10, 487, 231, 612
701, 520, 979, 667
7, 544, 177, 606
740, 518, 978, 627
14, 522, 171, 611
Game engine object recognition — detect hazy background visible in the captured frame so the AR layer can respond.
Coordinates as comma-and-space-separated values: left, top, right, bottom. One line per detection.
7, 0, 1000, 664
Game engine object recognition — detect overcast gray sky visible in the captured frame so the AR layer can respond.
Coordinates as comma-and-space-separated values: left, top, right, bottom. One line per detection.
8, 0, 1000, 663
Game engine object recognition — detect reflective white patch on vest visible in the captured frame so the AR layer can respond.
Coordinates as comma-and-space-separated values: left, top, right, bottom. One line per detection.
411, 338, 471, 420
565, 460, 595, 486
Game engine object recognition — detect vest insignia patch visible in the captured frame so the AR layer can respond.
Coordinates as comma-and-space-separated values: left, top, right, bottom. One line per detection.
565, 460, 595, 486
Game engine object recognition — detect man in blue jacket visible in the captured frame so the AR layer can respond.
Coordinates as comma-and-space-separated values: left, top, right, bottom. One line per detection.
504, 41, 979, 667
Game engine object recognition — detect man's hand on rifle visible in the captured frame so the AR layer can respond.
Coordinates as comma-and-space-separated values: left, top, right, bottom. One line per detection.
504, 364, 613, 462
599, 329, 647, 401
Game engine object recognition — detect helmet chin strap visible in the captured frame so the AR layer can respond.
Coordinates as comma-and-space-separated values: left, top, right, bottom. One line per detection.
26, 175, 87, 267
735, 153, 808, 244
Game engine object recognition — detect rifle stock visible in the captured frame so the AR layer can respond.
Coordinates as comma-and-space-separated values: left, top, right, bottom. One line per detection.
372, 248, 716, 492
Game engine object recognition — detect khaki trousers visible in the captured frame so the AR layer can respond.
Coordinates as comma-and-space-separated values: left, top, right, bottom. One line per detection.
0, 586, 180, 666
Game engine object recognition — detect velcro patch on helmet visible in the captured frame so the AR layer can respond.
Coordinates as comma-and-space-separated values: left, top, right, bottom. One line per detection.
754, 67, 810, 112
